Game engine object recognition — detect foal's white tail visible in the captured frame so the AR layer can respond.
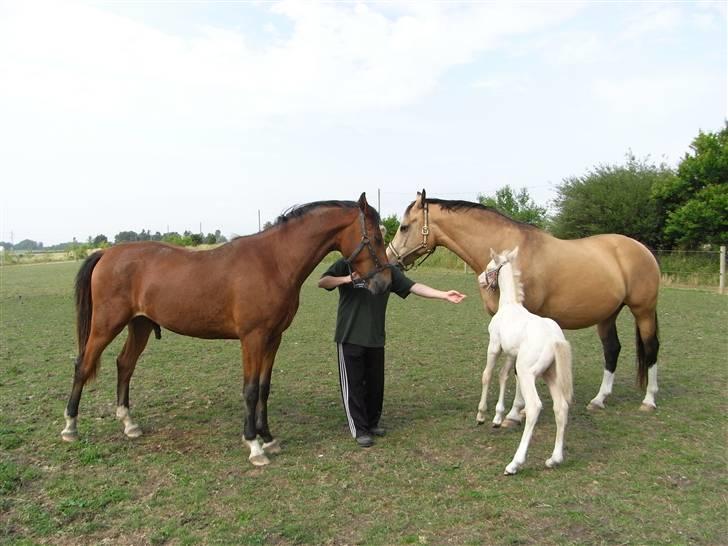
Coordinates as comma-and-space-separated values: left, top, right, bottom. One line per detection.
553, 341, 573, 405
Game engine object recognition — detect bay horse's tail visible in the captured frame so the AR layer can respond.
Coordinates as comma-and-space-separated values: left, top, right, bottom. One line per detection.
553, 340, 573, 405
636, 311, 659, 390
75, 251, 104, 377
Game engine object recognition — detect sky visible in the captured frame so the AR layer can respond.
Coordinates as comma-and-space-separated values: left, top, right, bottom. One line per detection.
0, 0, 725, 246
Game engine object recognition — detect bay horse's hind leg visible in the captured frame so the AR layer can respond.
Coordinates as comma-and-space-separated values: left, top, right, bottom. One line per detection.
588, 308, 622, 411
258, 334, 283, 456
62, 325, 124, 441
115, 317, 155, 439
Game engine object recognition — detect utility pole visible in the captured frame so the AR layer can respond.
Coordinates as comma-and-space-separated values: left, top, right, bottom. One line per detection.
258, 210, 261, 232
377, 188, 381, 214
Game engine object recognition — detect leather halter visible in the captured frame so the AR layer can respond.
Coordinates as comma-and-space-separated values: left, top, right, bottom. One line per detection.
484, 263, 505, 291
387, 199, 436, 271
344, 209, 392, 286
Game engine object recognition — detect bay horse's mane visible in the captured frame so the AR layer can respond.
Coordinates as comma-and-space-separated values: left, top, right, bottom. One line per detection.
275, 200, 360, 225
406, 198, 538, 230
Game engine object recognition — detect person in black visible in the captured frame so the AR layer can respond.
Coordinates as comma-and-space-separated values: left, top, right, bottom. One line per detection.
319, 259, 466, 447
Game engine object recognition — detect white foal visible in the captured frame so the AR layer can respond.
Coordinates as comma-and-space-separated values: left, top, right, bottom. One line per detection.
477, 247, 574, 475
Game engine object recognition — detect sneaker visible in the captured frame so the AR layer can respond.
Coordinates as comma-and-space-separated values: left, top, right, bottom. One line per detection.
370, 426, 386, 437
355, 434, 374, 448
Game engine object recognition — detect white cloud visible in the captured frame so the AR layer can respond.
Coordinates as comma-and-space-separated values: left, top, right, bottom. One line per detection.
0, 1, 581, 125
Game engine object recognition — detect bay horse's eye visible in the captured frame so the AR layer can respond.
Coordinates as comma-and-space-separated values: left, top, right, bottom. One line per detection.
400, 225, 409, 233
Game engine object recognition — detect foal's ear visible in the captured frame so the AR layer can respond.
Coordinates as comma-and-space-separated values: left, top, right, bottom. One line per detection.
358, 192, 368, 212
489, 248, 496, 260
507, 246, 519, 261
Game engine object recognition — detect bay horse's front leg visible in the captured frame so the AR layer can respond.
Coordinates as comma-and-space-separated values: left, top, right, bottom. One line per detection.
241, 333, 270, 467
257, 334, 283, 456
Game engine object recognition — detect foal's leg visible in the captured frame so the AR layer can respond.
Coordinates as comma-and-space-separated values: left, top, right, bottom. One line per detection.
588, 311, 621, 410
476, 346, 500, 424
492, 355, 515, 427
543, 368, 569, 469
257, 334, 283, 456
241, 331, 269, 466
62, 323, 125, 441
502, 379, 525, 428
504, 367, 542, 475
115, 317, 154, 439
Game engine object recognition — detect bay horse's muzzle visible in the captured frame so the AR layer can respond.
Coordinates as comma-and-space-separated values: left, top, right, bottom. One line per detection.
367, 270, 392, 295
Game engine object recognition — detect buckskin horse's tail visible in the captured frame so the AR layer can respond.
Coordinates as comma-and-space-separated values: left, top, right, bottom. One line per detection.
75, 251, 105, 375
636, 310, 659, 390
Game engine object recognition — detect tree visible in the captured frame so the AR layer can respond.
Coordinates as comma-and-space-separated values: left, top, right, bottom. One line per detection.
477, 185, 548, 228
551, 155, 674, 248
380, 214, 400, 245
114, 231, 139, 243
92, 234, 108, 246
652, 123, 728, 248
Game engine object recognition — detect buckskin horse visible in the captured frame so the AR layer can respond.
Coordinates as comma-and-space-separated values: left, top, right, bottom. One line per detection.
387, 190, 660, 424
62, 193, 391, 466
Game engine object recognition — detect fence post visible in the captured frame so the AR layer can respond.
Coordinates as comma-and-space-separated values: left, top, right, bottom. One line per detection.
720, 246, 726, 295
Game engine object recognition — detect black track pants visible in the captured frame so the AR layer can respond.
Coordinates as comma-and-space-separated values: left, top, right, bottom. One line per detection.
336, 343, 385, 438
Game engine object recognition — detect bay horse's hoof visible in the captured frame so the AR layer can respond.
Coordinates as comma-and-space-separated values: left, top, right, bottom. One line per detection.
249, 453, 271, 466
501, 418, 521, 429
639, 402, 656, 412
262, 439, 282, 454
587, 401, 605, 411
124, 425, 143, 439
61, 430, 79, 442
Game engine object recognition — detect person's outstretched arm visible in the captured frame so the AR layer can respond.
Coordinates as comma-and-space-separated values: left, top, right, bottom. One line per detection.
410, 283, 466, 303
318, 273, 356, 290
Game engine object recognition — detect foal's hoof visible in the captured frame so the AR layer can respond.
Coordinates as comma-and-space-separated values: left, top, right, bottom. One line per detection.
124, 425, 143, 439
501, 418, 521, 429
587, 401, 605, 411
249, 453, 271, 467
639, 402, 656, 412
262, 439, 282, 454
545, 457, 562, 469
504, 463, 519, 475
61, 430, 79, 442
476, 412, 487, 424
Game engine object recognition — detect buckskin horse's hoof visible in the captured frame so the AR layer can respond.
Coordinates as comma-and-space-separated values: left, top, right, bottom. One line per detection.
249, 453, 271, 466
262, 439, 282, 454
61, 430, 79, 442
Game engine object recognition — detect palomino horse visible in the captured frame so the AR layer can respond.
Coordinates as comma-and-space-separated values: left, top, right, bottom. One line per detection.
61, 194, 392, 466
477, 247, 573, 475
387, 190, 660, 422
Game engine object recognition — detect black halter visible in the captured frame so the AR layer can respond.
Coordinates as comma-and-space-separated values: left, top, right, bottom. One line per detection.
344, 209, 392, 288
484, 263, 505, 291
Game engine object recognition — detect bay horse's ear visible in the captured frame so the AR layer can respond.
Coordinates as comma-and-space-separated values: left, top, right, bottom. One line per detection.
358, 192, 368, 212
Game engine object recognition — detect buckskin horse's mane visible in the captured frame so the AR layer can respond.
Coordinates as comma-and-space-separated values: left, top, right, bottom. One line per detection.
405, 198, 538, 230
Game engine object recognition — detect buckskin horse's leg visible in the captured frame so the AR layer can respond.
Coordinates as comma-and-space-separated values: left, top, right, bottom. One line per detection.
258, 334, 283, 456
588, 311, 621, 411
115, 317, 154, 439
241, 331, 270, 466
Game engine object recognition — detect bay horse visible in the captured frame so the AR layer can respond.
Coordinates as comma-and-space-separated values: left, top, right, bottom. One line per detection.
387, 190, 660, 423
61, 193, 392, 466
477, 247, 573, 475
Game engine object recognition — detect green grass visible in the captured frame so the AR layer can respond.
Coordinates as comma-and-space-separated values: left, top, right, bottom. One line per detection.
1, 261, 726, 544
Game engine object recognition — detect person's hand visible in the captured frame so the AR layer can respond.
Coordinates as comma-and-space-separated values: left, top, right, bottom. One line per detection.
444, 290, 466, 304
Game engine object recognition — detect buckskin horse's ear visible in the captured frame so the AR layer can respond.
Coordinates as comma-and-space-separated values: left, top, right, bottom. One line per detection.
358, 192, 368, 212
416, 188, 426, 209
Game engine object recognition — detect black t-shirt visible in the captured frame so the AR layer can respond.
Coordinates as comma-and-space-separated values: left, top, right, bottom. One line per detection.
322, 259, 415, 347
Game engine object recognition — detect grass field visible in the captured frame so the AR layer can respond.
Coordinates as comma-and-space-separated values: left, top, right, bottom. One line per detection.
1, 260, 726, 545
